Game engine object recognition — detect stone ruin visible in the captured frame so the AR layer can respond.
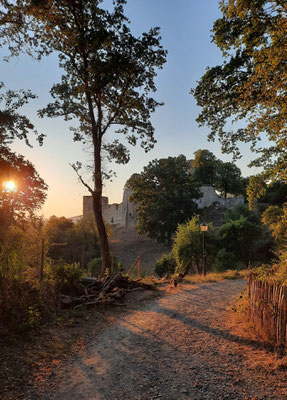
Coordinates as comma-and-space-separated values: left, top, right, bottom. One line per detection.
83, 184, 244, 228
83, 187, 137, 229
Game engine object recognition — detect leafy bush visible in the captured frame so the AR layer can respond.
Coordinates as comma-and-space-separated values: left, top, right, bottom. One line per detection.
172, 216, 217, 274
88, 256, 123, 277
0, 275, 55, 334
88, 257, 102, 277
48, 260, 83, 286
215, 249, 238, 272
172, 216, 202, 274
219, 216, 264, 267
155, 252, 176, 277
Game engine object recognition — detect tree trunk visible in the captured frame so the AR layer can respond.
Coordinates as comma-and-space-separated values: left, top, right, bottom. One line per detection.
92, 136, 111, 277
92, 190, 111, 275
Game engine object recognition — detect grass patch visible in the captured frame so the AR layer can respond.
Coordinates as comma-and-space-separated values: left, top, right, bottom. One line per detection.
183, 270, 247, 284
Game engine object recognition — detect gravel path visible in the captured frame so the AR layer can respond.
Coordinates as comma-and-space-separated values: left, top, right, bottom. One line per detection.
47, 279, 287, 400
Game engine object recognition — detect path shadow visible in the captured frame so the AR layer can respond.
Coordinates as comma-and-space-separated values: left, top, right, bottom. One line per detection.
152, 303, 272, 353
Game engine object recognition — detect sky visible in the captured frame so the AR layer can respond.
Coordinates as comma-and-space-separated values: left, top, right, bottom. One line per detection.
2, 0, 260, 218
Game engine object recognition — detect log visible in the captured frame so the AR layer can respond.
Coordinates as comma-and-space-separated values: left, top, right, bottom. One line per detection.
60, 273, 155, 309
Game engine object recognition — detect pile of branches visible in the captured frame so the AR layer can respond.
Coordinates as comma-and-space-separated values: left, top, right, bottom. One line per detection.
60, 272, 154, 309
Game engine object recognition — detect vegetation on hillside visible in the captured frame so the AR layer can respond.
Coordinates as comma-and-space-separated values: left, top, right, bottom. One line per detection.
127, 155, 200, 244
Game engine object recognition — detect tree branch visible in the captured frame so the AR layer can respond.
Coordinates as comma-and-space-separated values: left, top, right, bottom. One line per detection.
70, 163, 94, 195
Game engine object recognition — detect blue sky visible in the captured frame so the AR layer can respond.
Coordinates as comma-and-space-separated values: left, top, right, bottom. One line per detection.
3, 0, 259, 218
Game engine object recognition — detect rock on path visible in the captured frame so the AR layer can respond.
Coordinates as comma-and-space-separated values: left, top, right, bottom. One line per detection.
46, 280, 287, 400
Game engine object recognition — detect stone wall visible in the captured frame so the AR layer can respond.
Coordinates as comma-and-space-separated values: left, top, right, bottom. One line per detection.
83, 184, 244, 228
83, 188, 137, 228
195, 185, 244, 209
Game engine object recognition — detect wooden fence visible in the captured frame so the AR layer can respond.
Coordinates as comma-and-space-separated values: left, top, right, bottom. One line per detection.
248, 278, 287, 352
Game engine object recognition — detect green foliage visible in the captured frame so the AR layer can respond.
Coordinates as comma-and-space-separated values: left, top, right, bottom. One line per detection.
155, 252, 176, 277
192, 149, 244, 198
246, 175, 267, 210
44, 216, 100, 264
215, 248, 238, 272
48, 260, 83, 287
215, 161, 243, 199
225, 204, 260, 224
248, 254, 287, 286
261, 204, 287, 246
127, 155, 200, 244
220, 215, 265, 267
171, 216, 217, 275
172, 216, 202, 274
260, 182, 287, 207
87, 257, 102, 277
223, 205, 275, 264
88, 256, 123, 277
192, 0, 287, 190
0, 272, 54, 334
192, 149, 218, 185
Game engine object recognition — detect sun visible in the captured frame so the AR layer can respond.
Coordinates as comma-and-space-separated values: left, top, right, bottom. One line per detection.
3, 180, 17, 192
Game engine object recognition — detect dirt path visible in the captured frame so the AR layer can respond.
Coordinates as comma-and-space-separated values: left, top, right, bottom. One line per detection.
41, 280, 286, 400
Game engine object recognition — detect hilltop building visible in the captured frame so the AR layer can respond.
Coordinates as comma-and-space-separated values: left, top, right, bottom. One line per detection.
83, 184, 244, 228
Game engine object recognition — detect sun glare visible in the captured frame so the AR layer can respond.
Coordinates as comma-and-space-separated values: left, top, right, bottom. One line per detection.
3, 180, 17, 192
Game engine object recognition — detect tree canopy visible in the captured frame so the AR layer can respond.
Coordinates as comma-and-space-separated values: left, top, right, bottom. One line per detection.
192, 0, 287, 188
0, 82, 43, 147
127, 155, 200, 244
192, 149, 218, 185
43, 216, 100, 264
0, 146, 47, 230
216, 160, 243, 198
192, 149, 244, 198
2, 0, 167, 272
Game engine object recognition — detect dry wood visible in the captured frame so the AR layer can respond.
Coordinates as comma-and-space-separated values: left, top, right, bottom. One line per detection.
60, 272, 155, 309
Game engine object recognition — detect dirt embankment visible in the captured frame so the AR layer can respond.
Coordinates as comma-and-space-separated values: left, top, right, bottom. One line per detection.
109, 227, 169, 274
12, 279, 287, 400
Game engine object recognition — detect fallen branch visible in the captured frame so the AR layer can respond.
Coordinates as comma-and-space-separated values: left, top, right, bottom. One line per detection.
60, 273, 155, 309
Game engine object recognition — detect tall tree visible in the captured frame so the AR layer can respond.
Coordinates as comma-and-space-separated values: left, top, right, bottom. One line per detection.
215, 161, 243, 198
192, 149, 219, 185
6, 0, 166, 273
192, 0, 287, 194
127, 155, 200, 244
192, 149, 244, 198
0, 80, 46, 230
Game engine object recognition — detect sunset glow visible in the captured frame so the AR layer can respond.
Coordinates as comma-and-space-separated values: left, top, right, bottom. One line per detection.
3, 180, 17, 192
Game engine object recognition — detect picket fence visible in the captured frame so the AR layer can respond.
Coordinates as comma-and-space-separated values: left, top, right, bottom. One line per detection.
248, 278, 287, 352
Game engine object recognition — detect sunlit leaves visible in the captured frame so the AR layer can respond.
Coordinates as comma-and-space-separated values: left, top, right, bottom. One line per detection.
192, 0, 287, 188
0, 146, 47, 228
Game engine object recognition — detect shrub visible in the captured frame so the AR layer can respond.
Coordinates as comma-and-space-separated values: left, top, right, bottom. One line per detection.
215, 249, 238, 272
88, 257, 102, 277
88, 256, 123, 277
155, 252, 176, 277
172, 216, 202, 274
48, 260, 83, 286
172, 216, 217, 274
